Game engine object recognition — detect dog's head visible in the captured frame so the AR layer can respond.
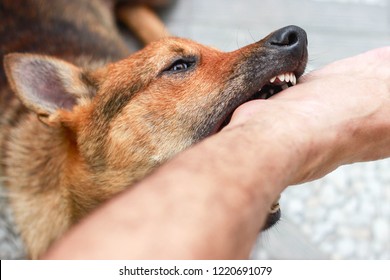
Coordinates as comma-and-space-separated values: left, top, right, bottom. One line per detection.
4, 26, 307, 228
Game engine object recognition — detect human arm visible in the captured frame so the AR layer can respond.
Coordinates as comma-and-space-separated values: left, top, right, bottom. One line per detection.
44, 106, 306, 259
43, 47, 390, 259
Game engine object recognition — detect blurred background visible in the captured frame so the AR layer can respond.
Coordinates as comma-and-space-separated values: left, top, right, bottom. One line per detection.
152, 0, 390, 259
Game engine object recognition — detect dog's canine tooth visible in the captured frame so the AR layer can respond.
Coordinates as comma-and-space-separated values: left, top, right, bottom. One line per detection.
277, 73, 285, 82
270, 202, 280, 213
270, 195, 281, 213
270, 76, 276, 83
291, 74, 297, 85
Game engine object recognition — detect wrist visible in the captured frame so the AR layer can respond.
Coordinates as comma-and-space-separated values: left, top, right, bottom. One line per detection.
224, 98, 340, 186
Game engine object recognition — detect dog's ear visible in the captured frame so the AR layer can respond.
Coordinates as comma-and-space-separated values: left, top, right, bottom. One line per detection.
4, 53, 95, 121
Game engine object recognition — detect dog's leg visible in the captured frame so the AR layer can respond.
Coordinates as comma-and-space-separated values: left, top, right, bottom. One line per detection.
117, 4, 170, 44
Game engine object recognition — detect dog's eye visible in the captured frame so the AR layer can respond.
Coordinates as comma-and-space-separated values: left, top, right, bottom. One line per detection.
172, 61, 189, 71
164, 58, 195, 73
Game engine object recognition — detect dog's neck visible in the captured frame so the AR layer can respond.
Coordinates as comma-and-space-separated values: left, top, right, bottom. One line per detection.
3, 111, 91, 258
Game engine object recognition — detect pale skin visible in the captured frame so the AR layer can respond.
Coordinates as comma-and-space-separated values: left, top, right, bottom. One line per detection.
44, 47, 390, 259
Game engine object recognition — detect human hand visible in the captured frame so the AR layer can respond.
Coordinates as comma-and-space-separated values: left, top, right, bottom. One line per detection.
226, 47, 390, 184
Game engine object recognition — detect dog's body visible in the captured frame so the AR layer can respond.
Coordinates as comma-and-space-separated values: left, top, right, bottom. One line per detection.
0, 0, 307, 258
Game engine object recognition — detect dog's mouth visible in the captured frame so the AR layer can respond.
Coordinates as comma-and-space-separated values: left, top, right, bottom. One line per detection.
215, 71, 299, 133
214, 71, 300, 229
203, 26, 307, 230
254, 71, 297, 100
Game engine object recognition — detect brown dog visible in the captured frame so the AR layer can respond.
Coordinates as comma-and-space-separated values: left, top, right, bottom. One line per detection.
0, 0, 307, 259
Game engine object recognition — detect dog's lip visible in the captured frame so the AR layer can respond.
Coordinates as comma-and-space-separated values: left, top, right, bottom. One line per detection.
263, 208, 281, 230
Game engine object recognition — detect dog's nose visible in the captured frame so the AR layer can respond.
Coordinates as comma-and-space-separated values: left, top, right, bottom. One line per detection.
265, 25, 308, 58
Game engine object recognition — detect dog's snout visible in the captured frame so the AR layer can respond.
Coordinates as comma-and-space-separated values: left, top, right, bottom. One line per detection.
266, 25, 307, 57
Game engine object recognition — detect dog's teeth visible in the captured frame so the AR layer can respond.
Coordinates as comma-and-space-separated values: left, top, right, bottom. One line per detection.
291, 74, 296, 85
270, 203, 280, 213
277, 74, 285, 82
281, 84, 288, 90
269, 73, 296, 87
285, 73, 290, 83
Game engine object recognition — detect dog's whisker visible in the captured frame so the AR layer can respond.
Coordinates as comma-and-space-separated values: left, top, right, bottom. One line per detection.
247, 29, 258, 44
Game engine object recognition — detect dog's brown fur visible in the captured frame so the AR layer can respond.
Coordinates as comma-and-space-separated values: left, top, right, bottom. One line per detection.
0, 0, 307, 259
